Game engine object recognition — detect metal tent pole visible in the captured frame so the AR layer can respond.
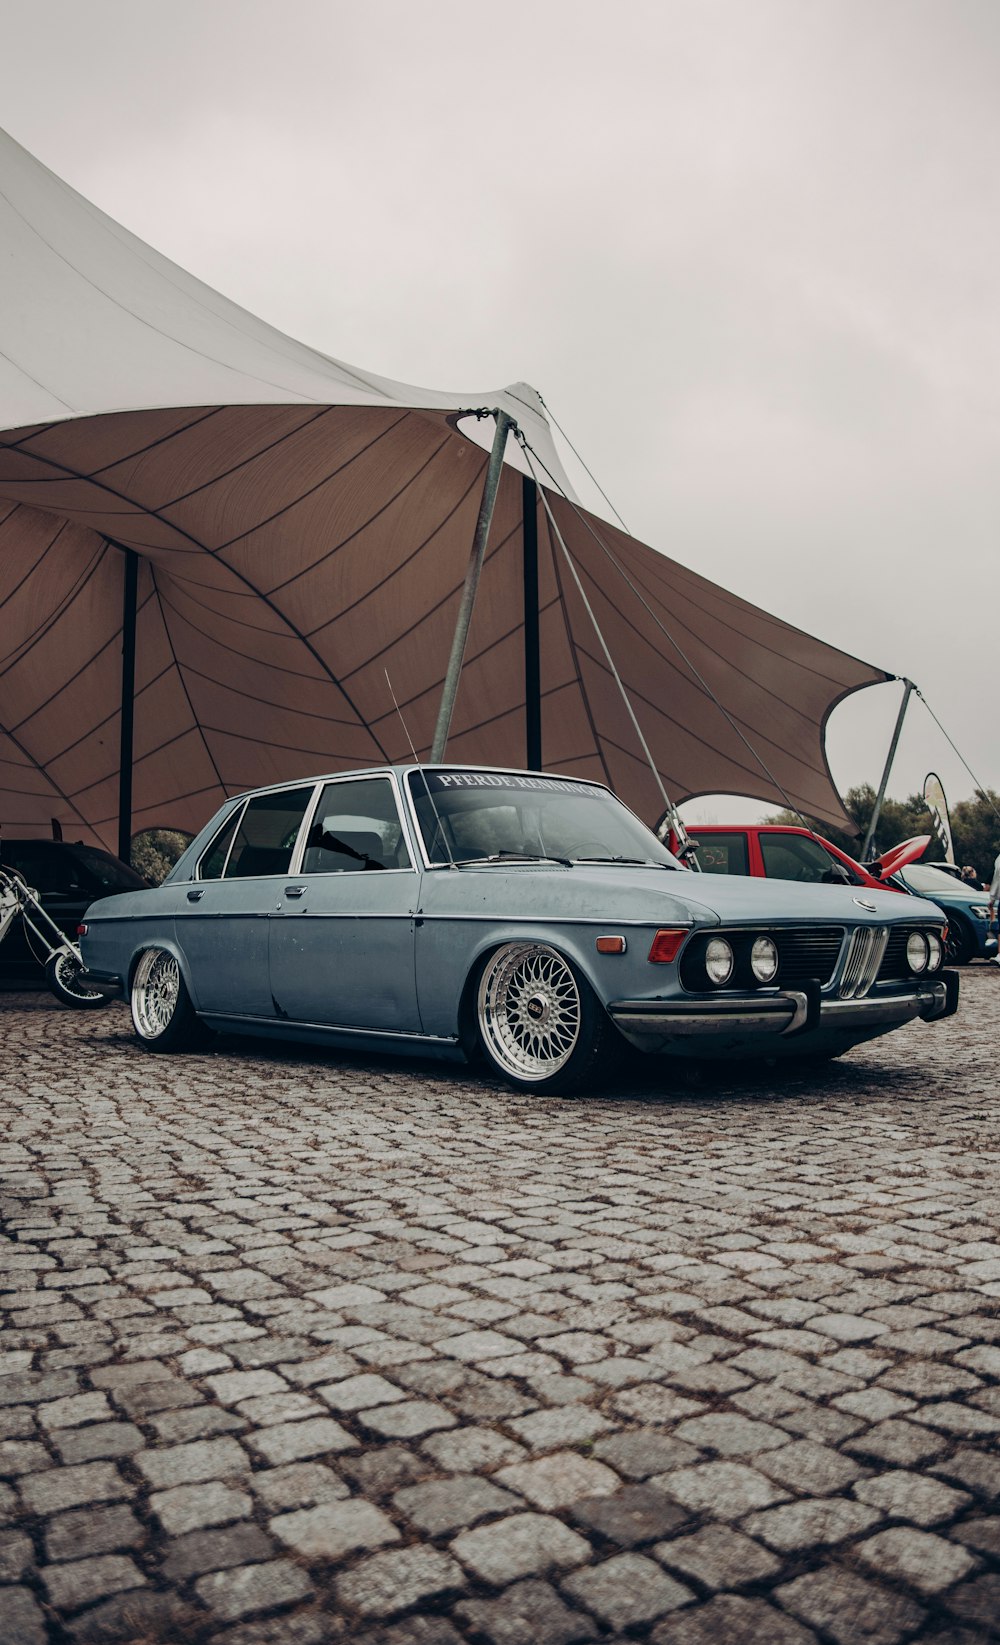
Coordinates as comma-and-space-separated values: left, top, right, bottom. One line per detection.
860, 678, 914, 862
522, 474, 541, 770
431, 411, 516, 762
118, 548, 138, 864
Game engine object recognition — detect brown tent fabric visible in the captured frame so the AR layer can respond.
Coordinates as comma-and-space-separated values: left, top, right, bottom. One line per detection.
0, 128, 888, 849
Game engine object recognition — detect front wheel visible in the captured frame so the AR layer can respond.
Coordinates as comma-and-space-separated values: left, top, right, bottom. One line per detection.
45, 948, 110, 1010
130, 948, 206, 1051
475, 941, 617, 1095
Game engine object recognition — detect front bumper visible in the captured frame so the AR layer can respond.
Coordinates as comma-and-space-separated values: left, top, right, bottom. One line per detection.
609, 971, 959, 1050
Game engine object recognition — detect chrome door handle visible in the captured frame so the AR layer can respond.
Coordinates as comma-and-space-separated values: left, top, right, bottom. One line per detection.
186, 888, 205, 901
284, 886, 306, 898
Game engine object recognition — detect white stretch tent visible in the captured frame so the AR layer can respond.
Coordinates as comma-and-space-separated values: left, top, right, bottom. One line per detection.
0, 126, 888, 851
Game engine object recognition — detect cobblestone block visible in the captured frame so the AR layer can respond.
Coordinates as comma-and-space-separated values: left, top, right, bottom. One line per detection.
55, 1421, 145, 1464
161, 1520, 274, 1582
393, 1475, 521, 1534
756, 1439, 866, 1494
496, 1451, 618, 1510
505, 1404, 614, 1450
853, 1469, 972, 1526
66, 1589, 199, 1643
38, 1391, 114, 1429
845, 1419, 948, 1466
20, 1459, 128, 1514
206, 1369, 288, 1404
653, 1461, 789, 1518
742, 1496, 881, 1551
421, 1427, 527, 1473
592, 1429, 701, 1479
272, 1499, 400, 1560
673, 1413, 789, 1456
150, 1479, 253, 1534
334, 1546, 465, 1618
0, 1586, 48, 1645
341, 1446, 427, 1495
649, 1593, 815, 1644
320, 1374, 406, 1411
45, 1503, 145, 1561
855, 1527, 977, 1594
451, 1512, 590, 1584
776, 1566, 925, 1644
0, 1529, 34, 1581
561, 1552, 692, 1629
570, 1483, 689, 1546
252, 1461, 349, 1512
358, 1401, 456, 1440
656, 1523, 780, 1588
0, 1439, 51, 1476
196, 1558, 314, 1619
455, 1577, 598, 1644
251, 1416, 355, 1463
946, 1574, 1000, 1630
42, 1552, 145, 1611
136, 1433, 249, 1487
931, 1447, 1000, 1500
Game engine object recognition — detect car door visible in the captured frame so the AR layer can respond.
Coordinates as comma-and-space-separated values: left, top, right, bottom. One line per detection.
176, 786, 315, 1017
267, 774, 420, 1032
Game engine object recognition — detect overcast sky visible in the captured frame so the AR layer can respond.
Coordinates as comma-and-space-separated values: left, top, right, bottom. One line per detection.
4, 0, 997, 826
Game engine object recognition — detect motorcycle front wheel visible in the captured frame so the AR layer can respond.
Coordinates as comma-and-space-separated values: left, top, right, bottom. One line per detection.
45, 948, 110, 1010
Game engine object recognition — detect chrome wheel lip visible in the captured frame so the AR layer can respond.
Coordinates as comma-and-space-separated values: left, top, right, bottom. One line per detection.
132, 949, 180, 1040
478, 942, 581, 1082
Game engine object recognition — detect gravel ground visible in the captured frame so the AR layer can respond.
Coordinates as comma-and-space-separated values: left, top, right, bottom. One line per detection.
1, 966, 999, 1645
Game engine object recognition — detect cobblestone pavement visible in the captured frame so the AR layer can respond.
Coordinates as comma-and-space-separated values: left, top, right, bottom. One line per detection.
2, 969, 1000, 1645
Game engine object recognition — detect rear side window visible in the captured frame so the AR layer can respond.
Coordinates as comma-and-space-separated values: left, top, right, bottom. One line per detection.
693, 833, 750, 875
198, 807, 244, 880
223, 787, 315, 880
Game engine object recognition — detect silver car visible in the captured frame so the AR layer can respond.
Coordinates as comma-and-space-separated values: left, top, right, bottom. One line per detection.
79, 765, 958, 1094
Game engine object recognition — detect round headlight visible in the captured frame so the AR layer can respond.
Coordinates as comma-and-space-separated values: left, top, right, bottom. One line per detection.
750, 935, 778, 983
926, 932, 943, 972
705, 937, 734, 986
906, 931, 929, 974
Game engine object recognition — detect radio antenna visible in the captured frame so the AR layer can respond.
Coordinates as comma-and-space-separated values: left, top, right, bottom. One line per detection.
384, 670, 456, 870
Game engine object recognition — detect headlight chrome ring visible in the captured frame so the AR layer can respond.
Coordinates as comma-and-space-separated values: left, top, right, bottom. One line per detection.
705, 937, 734, 986
906, 931, 929, 974
750, 935, 778, 984
926, 932, 943, 972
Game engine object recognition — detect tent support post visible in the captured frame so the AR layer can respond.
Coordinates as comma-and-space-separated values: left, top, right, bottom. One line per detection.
118, 548, 138, 864
431, 410, 515, 762
860, 678, 914, 861
522, 474, 541, 770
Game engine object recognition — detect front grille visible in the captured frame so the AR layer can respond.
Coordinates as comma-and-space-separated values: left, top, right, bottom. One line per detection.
839, 925, 889, 998
879, 927, 913, 982
679, 926, 844, 992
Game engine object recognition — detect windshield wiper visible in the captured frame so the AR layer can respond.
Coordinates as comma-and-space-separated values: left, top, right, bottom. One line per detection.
444, 850, 573, 868
575, 855, 676, 868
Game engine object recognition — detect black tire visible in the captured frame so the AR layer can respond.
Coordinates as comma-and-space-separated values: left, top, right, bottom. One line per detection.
943, 916, 973, 967
44, 948, 110, 1010
130, 948, 206, 1052
474, 941, 617, 1095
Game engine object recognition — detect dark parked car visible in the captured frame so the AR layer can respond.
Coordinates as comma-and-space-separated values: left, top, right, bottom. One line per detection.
79, 765, 957, 1093
0, 839, 147, 984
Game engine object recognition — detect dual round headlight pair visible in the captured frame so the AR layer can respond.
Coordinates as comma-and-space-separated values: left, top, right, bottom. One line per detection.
704, 934, 778, 987
906, 930, 943, 974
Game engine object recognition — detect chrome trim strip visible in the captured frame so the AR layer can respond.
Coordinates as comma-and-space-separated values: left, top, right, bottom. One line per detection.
198, 1012, 456, 1045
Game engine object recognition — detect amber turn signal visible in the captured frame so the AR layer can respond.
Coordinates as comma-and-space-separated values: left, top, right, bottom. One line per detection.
595, 935, 626, 954
648, 928, 687, 964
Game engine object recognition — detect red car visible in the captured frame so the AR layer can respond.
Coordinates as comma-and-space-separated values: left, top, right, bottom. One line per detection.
668, 824, 927, 893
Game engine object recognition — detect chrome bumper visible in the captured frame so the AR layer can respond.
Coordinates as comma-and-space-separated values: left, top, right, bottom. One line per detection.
609, 973, 958, 1042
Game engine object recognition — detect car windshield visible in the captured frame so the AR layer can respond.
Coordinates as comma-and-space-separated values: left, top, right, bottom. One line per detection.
407, 770, 681, 868
900, 864, 977, 898
70, 845, 148, 891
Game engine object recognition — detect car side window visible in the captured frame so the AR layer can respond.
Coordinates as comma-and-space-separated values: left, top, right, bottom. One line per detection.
302, 778, 411, 873
223, 787, 315, 880
692, 833, 750, 875
760, 833, 854, 884
198, 807, 244, 880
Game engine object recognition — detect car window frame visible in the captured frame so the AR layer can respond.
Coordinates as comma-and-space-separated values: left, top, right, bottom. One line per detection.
293, 771, 417, 876
196, 799, 249, 881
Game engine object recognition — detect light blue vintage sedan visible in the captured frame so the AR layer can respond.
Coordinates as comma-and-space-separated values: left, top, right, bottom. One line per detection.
79, 766, 958, 1094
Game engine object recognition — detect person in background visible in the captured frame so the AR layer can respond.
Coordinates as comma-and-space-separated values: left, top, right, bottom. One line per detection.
989, 849, 1000, 964
960, 864, 978, 884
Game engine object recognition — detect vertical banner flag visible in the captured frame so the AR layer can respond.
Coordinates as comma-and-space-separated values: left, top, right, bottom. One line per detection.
923, 772, 955, 864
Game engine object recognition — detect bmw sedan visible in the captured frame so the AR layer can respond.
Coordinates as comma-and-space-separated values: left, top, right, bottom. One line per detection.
79, 766, 958, 1094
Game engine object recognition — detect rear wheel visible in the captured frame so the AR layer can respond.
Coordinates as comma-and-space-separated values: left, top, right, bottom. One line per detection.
44, 948, 110, 1010
130, 948, 206, 1051
475, 941, 616, 1095
943, 916, 973, 967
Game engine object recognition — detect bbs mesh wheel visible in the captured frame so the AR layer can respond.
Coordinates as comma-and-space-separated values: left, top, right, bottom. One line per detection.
475, 941, 616, 1095
130, 948, 206, 1052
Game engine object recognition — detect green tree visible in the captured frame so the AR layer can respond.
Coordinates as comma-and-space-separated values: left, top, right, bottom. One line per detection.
130, 828, 191, 886
949, 790, 1000, 884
